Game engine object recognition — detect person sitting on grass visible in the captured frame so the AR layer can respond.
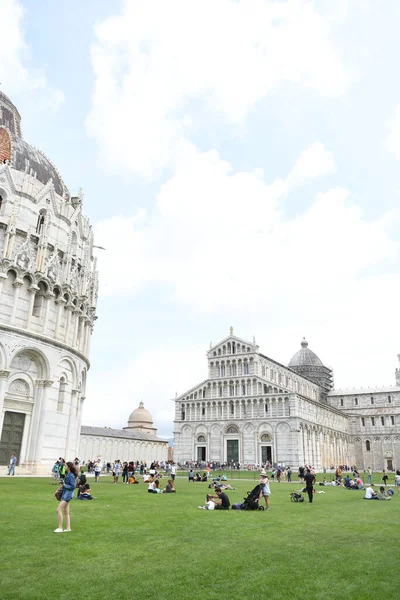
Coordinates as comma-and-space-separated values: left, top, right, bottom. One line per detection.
207, 487, 230, 510
377, 486, 391, 500
147, 477, 156, 493
164, 479, 176, 493
77, 483, 94, 500
201, 472, 208, 482
198, 495, 215, 510
364, 483, 379, 499
195, 472, 202, 482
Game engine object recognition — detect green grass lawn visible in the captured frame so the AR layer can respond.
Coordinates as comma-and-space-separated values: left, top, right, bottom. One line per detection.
0, 474, 398, 600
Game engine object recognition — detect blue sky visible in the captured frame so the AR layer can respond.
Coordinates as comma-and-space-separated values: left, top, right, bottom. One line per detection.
2, 0, 400, 438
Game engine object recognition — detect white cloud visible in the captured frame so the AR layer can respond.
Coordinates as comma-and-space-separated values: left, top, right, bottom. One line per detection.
385, 104, 400, 159
84, 343, 207, 437
94, 144, 396, 311
87, 0, 350, 177
0, 0, 64, 110
286, 142, 336, 190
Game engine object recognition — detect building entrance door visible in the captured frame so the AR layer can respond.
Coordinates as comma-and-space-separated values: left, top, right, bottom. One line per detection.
387, 459, 393, 471
197, 446, 206, 462
261, 446, 272, 465
226, 439, 239, 463
0, 411, 25, 465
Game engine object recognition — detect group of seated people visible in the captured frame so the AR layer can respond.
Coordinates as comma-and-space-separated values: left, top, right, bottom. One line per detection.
344, 475, 364, 489
147, 477, 176, 494
364, 484, 394, 500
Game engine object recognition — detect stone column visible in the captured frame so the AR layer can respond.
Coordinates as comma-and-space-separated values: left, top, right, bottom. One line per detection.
315, 432, 322, 471
42, 291, 54, 334
0, 370, 11, 434
10, 277, 23, 324
55, 297, 66, 338
72, 309, 81, 348
26, 284, 39, 330
0, 272, 7, 301
65, 389, 78, 458
32, 379, 54, 472
63, 303, 73, 344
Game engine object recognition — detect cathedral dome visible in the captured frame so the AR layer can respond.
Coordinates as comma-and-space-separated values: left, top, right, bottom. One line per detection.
0, 91, 68, 198
128, 401, 153, 425
288, 338, 324, 367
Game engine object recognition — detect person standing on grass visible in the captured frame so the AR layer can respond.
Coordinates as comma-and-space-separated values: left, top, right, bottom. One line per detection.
114, 460, 121, 483
395, 470, 400, 494
54, 462, 78, 533
367, 467, 372, 485
7, 453, 17, 476
94, 460, 102, 483
304, 468, 315, 503
171, 463, 176, 481
259, 469, 271, 510
382, 470, 388, 486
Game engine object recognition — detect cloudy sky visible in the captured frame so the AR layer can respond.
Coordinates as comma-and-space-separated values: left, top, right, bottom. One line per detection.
2, 0, 400, 438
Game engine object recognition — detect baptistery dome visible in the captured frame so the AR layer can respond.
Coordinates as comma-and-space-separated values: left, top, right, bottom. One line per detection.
0, 92, 68, 197
288, 338, 333, 397
125, 402, 157, 435
288, 338, 324, 367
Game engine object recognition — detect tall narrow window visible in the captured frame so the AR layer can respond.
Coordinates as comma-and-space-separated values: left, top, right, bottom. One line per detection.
354, 398, 358, 406
201, 407, 205, 416
181, 410, 185, 421
36, 213, 45, 234
361, 417, 365, 426
242, 384, 246, 395
57, 377, 66, 412
371, 417, 375, 426
340, 398, 344, 407
243, 363, 249, 375
230, 403, 234, 415
219, 386, 222, 398
391, 416, 395, 425
371, 397, 374, 405
366, 440, 371, 451
388, 395, 392, 404
381, 416, 385, 426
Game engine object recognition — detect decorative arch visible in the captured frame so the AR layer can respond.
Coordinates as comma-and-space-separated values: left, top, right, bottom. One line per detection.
226, 425, 238, 434
58, 357, 78, 389
7, 378, 29, 396
9, 347, 50, 380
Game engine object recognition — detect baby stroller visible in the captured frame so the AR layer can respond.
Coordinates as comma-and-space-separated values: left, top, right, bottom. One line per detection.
232, 484, 265, 510
290, 492, 304, 503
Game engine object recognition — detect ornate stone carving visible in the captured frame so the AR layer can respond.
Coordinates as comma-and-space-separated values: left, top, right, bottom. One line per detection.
0, 370, 11, 379
4, 398, 34, 412
35, 379, 54, 388
8, 379, 29, 395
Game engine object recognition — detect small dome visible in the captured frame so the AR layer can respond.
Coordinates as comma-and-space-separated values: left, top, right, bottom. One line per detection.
128, 401, 153, 424
288, 338, 324, 367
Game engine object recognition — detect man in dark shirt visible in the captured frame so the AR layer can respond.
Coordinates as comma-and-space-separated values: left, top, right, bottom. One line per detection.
304, 469, 315, 503
213, 487, 231, 510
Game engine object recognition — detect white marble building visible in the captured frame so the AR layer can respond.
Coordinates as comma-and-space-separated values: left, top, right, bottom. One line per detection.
80, 402, 169, 464
0, 91, 98, 473
173, 331, 400, 470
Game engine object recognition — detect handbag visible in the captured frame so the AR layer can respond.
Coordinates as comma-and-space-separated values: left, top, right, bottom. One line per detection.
55, 485, 63, 501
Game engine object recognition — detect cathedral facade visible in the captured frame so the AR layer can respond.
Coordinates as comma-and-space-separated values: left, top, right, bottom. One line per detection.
173, 331, 400, 471
0, 91, 98, 473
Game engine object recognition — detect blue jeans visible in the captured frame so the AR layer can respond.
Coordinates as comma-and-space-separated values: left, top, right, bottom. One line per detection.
8, 465, 15, 476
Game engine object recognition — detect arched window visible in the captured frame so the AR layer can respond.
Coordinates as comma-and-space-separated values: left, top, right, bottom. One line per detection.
243, 362, 249, 375
57, 377, 66, 412
197, 435, 206, 443
0, 194, 3, 212
36, 210, 46, 234
366, 440, 371, 451
226, 426, 238, 434
261, 433, 272, 442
